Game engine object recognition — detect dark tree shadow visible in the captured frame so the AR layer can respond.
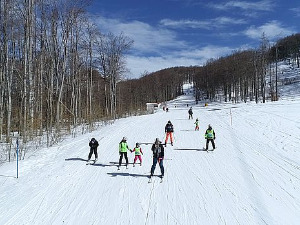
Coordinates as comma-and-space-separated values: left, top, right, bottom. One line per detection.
180, 129, 195, 131
107, 172, 150, 178
109, 162, 134, 165
0, 174, 15, 178
174, 148, 213, 152
92, 163, 115, 167
65, 158, 87, 162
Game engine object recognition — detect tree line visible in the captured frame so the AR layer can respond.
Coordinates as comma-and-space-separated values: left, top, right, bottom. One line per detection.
193, 33, 300, 104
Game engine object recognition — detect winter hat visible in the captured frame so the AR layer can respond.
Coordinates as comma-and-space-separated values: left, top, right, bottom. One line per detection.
122, 137, 127, 141
136, 143, 140, 147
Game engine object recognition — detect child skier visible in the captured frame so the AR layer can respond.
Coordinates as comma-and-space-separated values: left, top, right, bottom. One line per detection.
131, 143, 143, 166
194, 118, 199, 131
165, 120, 174, 146
87, 138, 99, 164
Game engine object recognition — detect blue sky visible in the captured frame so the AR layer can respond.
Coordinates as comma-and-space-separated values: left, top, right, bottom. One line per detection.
87, 0, 300, 79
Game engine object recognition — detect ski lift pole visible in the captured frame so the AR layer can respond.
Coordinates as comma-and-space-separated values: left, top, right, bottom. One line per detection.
230, 108, 232, 126
16, 138, 19, 178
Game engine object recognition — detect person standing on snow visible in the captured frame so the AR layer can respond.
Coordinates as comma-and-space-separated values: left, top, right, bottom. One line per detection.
194, 118, 199, 131
165, 120, 174, 146
131, 143, 143, 166
150, 138, 165, 178
87, 138, 99, 163
188, 107, 193, 119
118, 137, 130, 169
205, 124, 216, 150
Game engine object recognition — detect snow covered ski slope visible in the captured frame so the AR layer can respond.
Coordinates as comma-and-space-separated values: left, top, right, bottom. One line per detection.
0, 87, 299, 225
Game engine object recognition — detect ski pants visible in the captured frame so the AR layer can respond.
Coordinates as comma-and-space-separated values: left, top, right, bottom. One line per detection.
150, 157, 164, 176
195, 125, 199, 131
88, 148, 98, 160
189, 114, 193, 119
206, 139, 215, 150
133, 155, 142, 164
119, 152, 128, 166
165, 132, 173, 144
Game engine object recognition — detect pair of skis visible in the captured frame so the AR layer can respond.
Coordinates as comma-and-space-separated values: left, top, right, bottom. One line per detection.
117, 165, 128, 170
148, 175, 163, 183
86, 159, 97, 165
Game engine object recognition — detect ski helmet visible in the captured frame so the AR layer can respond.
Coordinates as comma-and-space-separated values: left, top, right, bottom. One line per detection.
122, 137, 127, 141
136, 143, 140, 147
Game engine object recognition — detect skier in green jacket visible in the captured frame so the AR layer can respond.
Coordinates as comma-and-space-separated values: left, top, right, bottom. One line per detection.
205, 124, 216, 150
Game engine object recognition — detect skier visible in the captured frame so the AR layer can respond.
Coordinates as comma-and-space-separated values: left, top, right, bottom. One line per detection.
118, 137, 130, 169
131, 143, 143, 166
188, 107, 193, 119
165, 120, 174, 146
150, 138, 165, 178
194, 118, 199, 131
87, 138, 99, 164
205, 124, 216, 150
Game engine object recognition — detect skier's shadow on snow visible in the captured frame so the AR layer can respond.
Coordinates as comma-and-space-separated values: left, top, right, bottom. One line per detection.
107, 172, 149, 178
92, 163, 115, 167
0, 174, 15, 178
180, 129, 195, 131
65, 157, 87, 162
174, 148, 211, 151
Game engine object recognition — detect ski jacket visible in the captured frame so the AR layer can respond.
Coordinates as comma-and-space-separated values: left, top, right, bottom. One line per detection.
194, 121, 199, 126
89, 139, 99, 149
165, 123, 174, 133
133, 147, 143, 156
188, 109, 193, 115
151, 144, 164, 159
205, 128, 215, 139
119, 141, 129, 153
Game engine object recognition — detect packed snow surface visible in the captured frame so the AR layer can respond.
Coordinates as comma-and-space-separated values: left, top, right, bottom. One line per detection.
0, 85, 299, 225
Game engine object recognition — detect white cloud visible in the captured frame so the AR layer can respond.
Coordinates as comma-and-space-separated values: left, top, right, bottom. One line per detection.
92, 16, 187, 54
90, 15, 242, 79
160, 17, 247, 29
208, 0, 274, 11
290, 7, 300, 17
125, 46, 234, 79
244, 21, 295, 40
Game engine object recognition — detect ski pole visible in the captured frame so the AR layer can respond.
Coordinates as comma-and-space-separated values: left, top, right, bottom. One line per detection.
16, 138, 19, 179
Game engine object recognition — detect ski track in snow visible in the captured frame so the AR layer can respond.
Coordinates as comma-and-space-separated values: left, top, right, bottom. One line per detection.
0, 87, 300, 225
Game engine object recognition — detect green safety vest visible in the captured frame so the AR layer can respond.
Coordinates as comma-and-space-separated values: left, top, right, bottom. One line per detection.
134, 147, 142, 155
205, 129, 214, 139
119, 142, 128, 152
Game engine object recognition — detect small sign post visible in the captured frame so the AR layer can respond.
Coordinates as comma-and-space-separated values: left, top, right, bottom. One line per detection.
16, 138, 19, 178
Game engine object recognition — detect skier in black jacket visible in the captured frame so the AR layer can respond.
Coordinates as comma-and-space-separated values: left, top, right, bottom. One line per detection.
150, 138, 165, 178
188, 107, 193, 119
87, 138, 99, 163
164, 120, 174, 146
